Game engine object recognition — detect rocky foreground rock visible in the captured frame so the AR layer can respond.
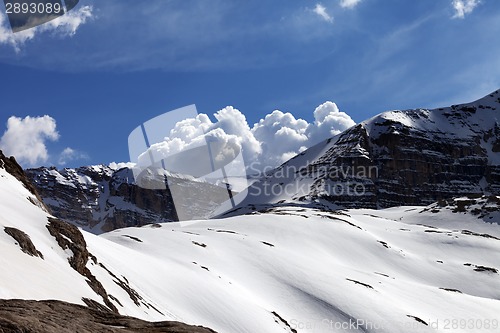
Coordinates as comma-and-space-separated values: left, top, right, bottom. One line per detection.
0, 299, 216, 333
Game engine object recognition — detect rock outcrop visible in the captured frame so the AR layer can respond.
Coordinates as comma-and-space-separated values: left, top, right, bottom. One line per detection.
0, 150, 48, 212
25, 166, 178, 233
0, 299, 217, 333
25, 166, 231, 233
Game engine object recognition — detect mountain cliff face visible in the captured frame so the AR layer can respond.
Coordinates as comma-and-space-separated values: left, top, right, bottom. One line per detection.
25, 166, 233, 233
25, 166, 177, 233
240, 89, 500, 209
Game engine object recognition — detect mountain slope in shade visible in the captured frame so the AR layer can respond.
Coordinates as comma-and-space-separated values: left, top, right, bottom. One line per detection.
234, 89, 500, 210
24, 165, 177, 233
2, 150, 500, 333
25, 165, 230, 233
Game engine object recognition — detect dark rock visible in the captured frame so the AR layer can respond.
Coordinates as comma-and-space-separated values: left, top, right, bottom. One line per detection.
46, 217, 118, 313
3, 227, 44, 259
0, 299, 217, 333
0, 150, 49, 212
407, 315, 428, 326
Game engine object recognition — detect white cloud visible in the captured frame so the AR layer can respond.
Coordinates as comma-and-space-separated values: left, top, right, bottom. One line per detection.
252, 110, 309, 168
306, 101, 356, 143
0, 115, 59, 166
340, 0, 363, 9
313, 4, 334, 23
109, 161, 136, 170
58, 147, 89, 165
138, 103, 355, 174
452, 0, 480, 18
0, 5, 93, 52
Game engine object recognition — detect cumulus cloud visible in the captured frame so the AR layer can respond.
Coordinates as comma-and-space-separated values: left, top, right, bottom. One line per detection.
312, 4, 333, 23
340, 0, 363, 9
306, 101, 356, 143
0, 5, 93, 52
452, 0, 480, 18
109, 161, 137, 170
252, 110, 309, 169
58, 147, 89, 165
138, 103, 355, 175
0, 115, 59, 166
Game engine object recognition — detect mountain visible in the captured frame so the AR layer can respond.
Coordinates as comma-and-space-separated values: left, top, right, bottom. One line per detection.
25, 165, 230, 234
234, 89, 500, 210
2, 149, 500, 333
24, 165, 175, 233
0, 150, 217, 332
25, 90, 500, 232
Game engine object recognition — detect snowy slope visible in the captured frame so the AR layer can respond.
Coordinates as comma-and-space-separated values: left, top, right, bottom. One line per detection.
2, 151, 500, 332
89, 205, 500, 333
0, 155, 196, 323
0, 162, 101, 304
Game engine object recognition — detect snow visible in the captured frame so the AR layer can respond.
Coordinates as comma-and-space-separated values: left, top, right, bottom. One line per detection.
2, 162, 500, 332
0, 168, 101, 305
85, 207, 500, 332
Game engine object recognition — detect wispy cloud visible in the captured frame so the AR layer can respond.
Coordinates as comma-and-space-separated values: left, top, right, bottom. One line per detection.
0, 5, 93, 52
58, 147, 89, 165
340, 0, 363, 9
452, 0, 481, 18
313, 4, 334, 23
0, 1, 342, 71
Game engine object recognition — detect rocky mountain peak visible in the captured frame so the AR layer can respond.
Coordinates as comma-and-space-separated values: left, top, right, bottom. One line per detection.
238, 89, 500, 210
0, 150, 49, 213
25, 164, 232, 233
25, 165, 177, 234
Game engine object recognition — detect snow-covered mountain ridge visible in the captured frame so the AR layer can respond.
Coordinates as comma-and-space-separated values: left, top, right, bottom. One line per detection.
240, 89, 500, 209
2, 149, 500, 332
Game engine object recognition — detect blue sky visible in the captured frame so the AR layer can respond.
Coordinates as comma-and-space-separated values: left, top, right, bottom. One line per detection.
1, 0, 500, 168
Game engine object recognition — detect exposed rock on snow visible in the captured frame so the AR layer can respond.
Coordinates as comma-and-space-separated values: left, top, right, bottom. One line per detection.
0, 299, 217, 333
3, 227, 44, 259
